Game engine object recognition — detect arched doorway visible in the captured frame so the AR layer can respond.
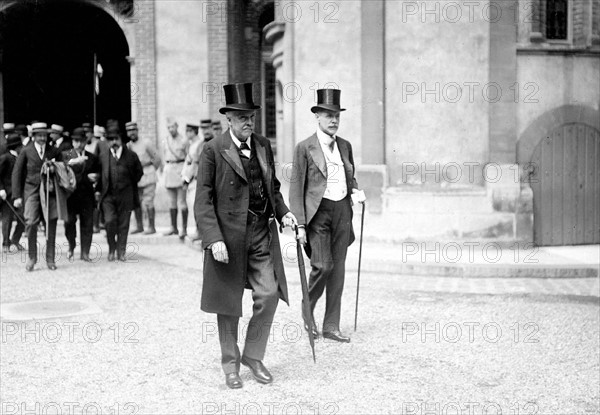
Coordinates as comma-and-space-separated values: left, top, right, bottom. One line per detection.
529, 123, 600, 245
0, 0, 130, 130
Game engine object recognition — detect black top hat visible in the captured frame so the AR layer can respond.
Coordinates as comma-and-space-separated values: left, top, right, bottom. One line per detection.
6, 133, 21, 150
311, 89, 346, 113
219, 83, 261, 114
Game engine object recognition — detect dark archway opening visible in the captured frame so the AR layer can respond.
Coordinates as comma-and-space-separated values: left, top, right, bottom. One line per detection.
0, 0, 130, 131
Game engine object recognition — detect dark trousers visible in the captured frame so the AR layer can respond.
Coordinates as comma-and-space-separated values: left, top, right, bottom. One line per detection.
102, 193, 132, 257
64, 196, 94, 256
217, 213, 279, 375
1, 201, 25, 247
23, 193, 57, 263
306, 198, 352, 333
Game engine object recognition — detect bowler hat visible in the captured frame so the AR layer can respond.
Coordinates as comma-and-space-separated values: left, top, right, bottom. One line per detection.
106, 125, 121, 139
311, 89, 346, 113
186, 122, 199, 130
81, 123, 93, 132
219, 83, 261, 114
71, 128, 85, 142
6, 133, 20, 150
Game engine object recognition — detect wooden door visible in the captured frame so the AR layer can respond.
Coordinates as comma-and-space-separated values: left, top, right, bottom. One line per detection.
530, 123, 600, 246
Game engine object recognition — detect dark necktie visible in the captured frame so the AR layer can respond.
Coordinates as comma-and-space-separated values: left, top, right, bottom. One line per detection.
239, 142, 250, 151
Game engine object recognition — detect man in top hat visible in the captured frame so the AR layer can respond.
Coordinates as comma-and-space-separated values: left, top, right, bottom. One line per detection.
162, 118, 189, 238
195, 83, 298, 389
126, 121, 161, 235
62, 128, 100, 262
289, 89, 366, 343
0, 133, 26, 252
50, 124, 72, 153
97, 125, 143, 261
12, 122, 64, 271
211, 120, 223, 137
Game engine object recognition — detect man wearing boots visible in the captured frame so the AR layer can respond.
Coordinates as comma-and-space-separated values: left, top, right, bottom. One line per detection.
195, 83, 297, 389
126, 121, 161, 235
97, 126, 143, 262
162, 118, 189, 239
289, 89, 366, 343
62, 128, 100, 262
0, 133, 25, 252
12, 122, 63, 271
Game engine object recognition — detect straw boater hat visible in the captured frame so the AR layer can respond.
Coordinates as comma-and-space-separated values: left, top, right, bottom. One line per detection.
186, 122, 199, 130
31, 122, 49, 134
219, 83, 261, 114
200, 119, 212, 128
311, 89, 346, 113
3, 123, 15, 133
51, 124, 64, 134
81, 123, 93, 133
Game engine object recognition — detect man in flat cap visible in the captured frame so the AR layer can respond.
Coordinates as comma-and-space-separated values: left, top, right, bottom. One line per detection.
97, 126, 143, 262
62, 128, 100, 262
162, 118, 189, 238
195, 83, 298, 389
12, 122, 64, 271
290, 89, 366, 343
126, 121, 161, 235
0, 133, 25, 252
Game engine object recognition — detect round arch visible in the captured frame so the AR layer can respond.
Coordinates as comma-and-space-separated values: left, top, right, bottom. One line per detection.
0, 0, 131, 129
517, 104, 600, 165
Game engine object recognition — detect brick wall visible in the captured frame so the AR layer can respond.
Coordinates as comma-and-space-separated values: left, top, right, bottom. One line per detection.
207, 1, 228, 119
131, 0, 157, 144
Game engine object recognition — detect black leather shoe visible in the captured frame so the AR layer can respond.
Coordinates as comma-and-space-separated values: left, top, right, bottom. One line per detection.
81, 254, 92, 262
131, 228, 143, 235
241, 356, 273, 384
47, 263, 57, 271
107, 251, 115, 262
323, 330, 351, 343
225, 372, 243, 389
25, 259, 35, 272
67, 249, 74, 260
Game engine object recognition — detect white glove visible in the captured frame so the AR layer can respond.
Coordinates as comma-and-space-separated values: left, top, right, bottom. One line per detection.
14, 198, 22, 208
351, 189, 367, 205
0, 190, 6, 200
210, 241, 229, 264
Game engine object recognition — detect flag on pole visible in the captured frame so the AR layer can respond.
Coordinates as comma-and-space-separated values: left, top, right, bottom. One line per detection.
95, 62, 103, 95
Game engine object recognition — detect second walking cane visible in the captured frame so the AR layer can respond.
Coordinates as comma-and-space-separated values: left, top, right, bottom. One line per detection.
354, 202, 365, 331
295, 226, 316, 363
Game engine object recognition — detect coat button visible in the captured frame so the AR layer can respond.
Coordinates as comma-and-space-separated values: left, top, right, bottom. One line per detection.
230, 181, 234, 185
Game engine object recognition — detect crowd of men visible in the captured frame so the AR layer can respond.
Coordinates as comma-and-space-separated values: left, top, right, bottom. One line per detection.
1, 83, 367, 389
0, 117, 222, 270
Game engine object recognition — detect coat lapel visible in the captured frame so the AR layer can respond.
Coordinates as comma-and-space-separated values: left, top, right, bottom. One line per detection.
336, 138, 353, 185
219, 130, 247, 182
307, 134, 327, 178
254, 135, 273, 194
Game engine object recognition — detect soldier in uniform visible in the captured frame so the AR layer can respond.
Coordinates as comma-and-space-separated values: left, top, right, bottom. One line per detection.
212, 120, 223, 137
289, 89, 366, 343
12, 122, 63, 271
162, 118, 189, 239
62, 128, 100, 262
97, 126, 143, 262
182, 122, 203, 241
195, 83, 297, 389
0, 133, 25, 252
126, 121, 161, 235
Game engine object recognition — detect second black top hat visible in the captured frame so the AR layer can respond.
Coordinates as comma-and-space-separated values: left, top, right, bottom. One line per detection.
311, 89, 346, 113
219, 83, 262, 114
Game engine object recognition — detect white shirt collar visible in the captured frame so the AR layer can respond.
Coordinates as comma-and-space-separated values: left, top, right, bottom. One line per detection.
229, 129, 252, 149
112, 146, 123, 159
55, 137, 63, 147
316, 128, 337, 152
34, 143, 44, 154
9, 149, 18, 157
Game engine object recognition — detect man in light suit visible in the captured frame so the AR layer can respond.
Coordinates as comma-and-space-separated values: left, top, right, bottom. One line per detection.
195, 83, 297, 389
289, 89, 366, 343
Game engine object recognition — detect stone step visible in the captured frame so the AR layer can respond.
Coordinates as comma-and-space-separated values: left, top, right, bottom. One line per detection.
382, 186, 494, 214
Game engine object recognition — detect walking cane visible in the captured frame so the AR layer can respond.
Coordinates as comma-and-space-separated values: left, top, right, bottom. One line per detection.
4, 200, 27, 227
45, 164, 50, 242
354, 202, 365, 332
294, 225, 317, 363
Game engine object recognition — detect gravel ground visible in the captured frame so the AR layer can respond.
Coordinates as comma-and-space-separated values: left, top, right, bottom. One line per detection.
1, 241, 599, 415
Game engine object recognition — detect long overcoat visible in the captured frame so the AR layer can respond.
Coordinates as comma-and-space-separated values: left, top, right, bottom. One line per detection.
194, 130, 290, 317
